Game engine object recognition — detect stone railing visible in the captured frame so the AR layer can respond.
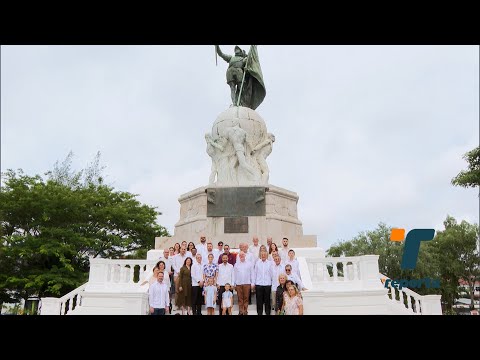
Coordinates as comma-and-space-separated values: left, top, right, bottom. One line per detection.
85, 258, 159, 292
40, 283, 87, 315
302, 255, 382, 291
380, 274, 442, 315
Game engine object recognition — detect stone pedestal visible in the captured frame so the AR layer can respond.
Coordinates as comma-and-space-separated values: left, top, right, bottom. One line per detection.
155, 184, 316, 249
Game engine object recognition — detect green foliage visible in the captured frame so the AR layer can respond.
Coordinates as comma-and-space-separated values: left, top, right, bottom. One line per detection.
451, 146, 480, 189
0, 153, 169, 304
326, 217, 480, 311
432, 216, 479, 310
443, 308, 458, 315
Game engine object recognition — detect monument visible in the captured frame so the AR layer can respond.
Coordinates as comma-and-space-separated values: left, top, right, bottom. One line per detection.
156, 45, 317, 249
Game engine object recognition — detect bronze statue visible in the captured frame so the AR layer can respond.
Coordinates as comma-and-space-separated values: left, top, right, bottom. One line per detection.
215, 45, 266, 110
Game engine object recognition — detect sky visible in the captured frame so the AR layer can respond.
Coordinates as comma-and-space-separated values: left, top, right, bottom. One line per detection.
1, 45, 478, 249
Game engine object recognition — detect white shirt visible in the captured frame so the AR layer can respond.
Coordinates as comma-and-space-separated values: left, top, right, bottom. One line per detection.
245, 252, 256, 265
278, 247, 290, 262
149, 281, 169, 309
285, 258, 300, 278
196, 242, 208, 259
217, 262, 234, 286
205, 250, 219, 264
287, 273, 305, 290
191, 261, 204, 287
248, 244, 260, 257
271, 261, 285, 290
159, 256, 174, 276
233, 260, 254, 286
173, 253, 189, 276
214, 248, 223, 261
254, 259, 273, 286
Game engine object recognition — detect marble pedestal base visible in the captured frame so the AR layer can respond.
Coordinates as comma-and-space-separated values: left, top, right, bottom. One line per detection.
155, 184, 316, 249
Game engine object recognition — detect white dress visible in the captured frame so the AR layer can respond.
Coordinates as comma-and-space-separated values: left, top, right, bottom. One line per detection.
222, 291, 233, 308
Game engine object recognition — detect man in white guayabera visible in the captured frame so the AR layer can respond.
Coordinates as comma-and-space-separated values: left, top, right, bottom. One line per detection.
149, 272, 170, 315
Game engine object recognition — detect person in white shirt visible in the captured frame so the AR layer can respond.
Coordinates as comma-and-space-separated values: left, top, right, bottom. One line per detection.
278, 237, 290, 262
149, 272, 170, 315
233, 251, 255, 315
159, 249, 174, 281
217, 253, 234, 316
157, 260, 171, 289
139, 266, 160, 287
248, 236, 261, 257
179, 241, 193, 258
215, 241, 224, 260
270, 254, 285, 311
285, 249, 301, 278
266, 237, 273, 253
256, 245, 268, 265
205, 242, 219, 264
268, 242, 279, 261
285, 264, 307, 291
254, 250, 274, 315
173, 246, 189, 308
239, 243, 255, 265
191, 253, 204, 315
196, 235, 208, 260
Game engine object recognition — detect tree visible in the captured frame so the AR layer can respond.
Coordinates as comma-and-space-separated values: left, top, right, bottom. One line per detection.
327, 217, 479, 312
451, 146, 480, 189
432, 216, 479, 310
0, 153, 169, 311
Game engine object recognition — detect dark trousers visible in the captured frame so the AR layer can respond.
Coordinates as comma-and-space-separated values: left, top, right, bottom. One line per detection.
191, 286, 203, 315
255, 285, 271, 315
217, 286, 226, 315
151, 308, 166, 315
169, 273, 174, 312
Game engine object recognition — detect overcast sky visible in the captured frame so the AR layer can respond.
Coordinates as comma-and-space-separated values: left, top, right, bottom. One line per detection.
1, 45, 478, 249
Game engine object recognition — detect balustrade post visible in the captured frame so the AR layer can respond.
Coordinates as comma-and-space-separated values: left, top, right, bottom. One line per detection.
359, 255, 384, 290
420, 295, 442, 315
332, 262, 338, 281
353, 261, 359, 280
39, 297, 61, 315
85, 258, 109, 292
342, 262, 348, 281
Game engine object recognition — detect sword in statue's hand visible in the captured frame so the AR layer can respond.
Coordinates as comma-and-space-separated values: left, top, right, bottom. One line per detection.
215, 45, 218, 66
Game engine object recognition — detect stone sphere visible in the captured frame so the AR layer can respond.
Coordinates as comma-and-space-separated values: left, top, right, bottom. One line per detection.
212, 106, 268, 149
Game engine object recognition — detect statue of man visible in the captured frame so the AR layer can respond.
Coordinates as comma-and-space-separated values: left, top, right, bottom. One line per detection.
215, 45, 249, 106
225, 123, 256, 178
205, 133, 227, 184
251, 133, 275, 183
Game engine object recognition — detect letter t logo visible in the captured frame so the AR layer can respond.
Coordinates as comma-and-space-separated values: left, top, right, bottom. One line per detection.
390, 229, 435, 270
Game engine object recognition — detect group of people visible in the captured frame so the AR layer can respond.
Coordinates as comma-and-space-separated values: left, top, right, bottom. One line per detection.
147, 236, 306, 316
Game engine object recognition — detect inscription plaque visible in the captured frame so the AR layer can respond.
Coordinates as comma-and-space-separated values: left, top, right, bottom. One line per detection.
224, 217, 248, 233
207, 187, 266, 217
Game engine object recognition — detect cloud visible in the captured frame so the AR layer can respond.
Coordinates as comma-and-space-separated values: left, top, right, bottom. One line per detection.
2, 45, 478, 249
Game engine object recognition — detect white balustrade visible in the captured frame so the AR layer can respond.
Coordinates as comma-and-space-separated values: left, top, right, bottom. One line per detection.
85, 258, 158, 292
305, 256, 363, 285
379, 274, 442, 315
40, 283, 87, 315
